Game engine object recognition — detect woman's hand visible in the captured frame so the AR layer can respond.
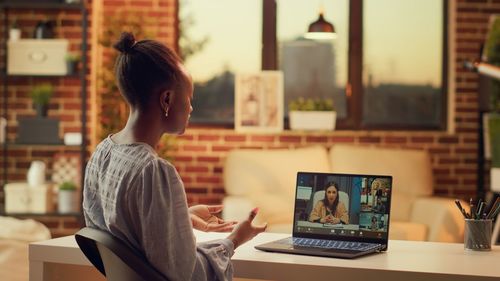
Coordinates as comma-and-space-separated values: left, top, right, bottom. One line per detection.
227, 208, 267, 249
324, 215, 340, 224
189, 205, 237, 232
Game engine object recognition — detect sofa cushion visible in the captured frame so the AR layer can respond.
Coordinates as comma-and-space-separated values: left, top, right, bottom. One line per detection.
224, 146, 330, 197
224, 146, 330, 227
329, 144, 433, 221
390, 221, 428, 241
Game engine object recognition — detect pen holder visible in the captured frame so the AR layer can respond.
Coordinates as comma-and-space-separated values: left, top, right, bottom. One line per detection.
464, 219, 492, 251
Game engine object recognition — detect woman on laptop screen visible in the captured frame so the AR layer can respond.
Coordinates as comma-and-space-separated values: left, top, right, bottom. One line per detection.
309, 182, 349, 224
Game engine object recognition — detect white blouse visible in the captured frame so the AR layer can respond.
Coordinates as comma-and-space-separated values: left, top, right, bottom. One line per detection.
83, 136, 234, 281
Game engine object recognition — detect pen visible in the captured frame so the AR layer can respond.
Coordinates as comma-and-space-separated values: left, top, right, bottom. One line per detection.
477, 201, 485, 220
455, 200, 468, 219
488, 202, 500, 220
469, 198, 475, 220
486, 197, 500, 220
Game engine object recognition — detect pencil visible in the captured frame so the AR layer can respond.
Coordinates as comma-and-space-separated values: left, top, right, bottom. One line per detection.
455, 200, 468, 219
486, 197, 500, 219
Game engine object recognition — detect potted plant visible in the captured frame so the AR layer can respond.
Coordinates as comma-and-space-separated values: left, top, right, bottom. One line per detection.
30, 84, 53, 117
58, 181, 78, 214
288, 97, 336, 131
65, 52, 80, 75
9, 18, 21, 41
485, 16, 500, 191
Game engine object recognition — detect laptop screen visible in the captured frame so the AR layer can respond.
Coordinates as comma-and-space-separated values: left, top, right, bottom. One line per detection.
293, 172, 392, 241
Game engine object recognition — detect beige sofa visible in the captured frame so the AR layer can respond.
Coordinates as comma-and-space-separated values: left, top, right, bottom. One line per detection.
223, 145, 465, 242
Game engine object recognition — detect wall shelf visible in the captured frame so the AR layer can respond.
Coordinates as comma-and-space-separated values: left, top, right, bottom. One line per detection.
0, 1, 83, 10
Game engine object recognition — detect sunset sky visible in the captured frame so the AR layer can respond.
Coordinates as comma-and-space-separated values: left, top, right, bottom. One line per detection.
182, 0, 442, 87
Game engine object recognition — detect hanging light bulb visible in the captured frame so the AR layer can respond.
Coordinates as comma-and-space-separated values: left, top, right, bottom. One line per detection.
304, 6, 336, 40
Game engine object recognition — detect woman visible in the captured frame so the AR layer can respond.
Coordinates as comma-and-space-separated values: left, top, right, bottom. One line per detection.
309, 182, 349, 224
83, 32, 266, 281
371, 216, 378, 231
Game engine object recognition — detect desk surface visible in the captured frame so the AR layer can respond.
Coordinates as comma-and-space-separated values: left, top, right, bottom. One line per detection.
30, 231, 500, 281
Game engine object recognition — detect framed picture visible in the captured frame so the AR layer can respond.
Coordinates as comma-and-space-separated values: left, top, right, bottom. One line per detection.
235, 71, 284, 132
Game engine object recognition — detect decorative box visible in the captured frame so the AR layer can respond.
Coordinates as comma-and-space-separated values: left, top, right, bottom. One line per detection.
7, 39, 68, 75
4, 182, 54, 214
17, 118, 62, 144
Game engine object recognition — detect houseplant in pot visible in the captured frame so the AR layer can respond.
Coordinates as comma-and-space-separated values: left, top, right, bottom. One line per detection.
30, 84, 53, 117
58, 181, 78, 214
288, 97, 336, 131
65, 52, 80, 75
484, 15, 500, 191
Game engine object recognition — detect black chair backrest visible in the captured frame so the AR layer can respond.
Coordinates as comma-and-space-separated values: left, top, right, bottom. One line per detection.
75, 227, 167, 281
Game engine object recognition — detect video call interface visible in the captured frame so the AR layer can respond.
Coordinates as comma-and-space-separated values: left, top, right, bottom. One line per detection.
293, 173, 391, 239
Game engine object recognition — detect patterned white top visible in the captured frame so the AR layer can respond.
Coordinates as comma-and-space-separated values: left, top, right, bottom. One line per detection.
83, 136, 234, 281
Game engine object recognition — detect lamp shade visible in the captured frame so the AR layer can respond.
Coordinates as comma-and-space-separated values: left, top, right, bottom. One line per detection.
305, 12, 336, 40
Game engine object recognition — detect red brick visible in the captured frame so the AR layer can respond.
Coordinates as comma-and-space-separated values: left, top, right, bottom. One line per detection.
178, 135, 194, 141
197, 156, 219, 163
250, 135, 275, 142
411, 136, 434, 143
196, 176, 221, 184
384, 136, 407, 144
212, 145, 233, 152
224, 135, 246, 142
199, 134, 220, 141
182, 145, 207, 152
186, 166, 209, 173
439, 158, 460, 164
438, 136, 459, 144
212, 188, 226, 194
359, 136, 381, 143
278, 136, 301, 143
330, 136, 355, 143
455, 168, 476, 174
437, 178, 460, 185
185, 187, 208, 194
305, 136, 328, 143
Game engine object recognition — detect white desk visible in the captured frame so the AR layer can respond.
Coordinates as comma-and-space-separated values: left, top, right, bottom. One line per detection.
30, 231, 500, 281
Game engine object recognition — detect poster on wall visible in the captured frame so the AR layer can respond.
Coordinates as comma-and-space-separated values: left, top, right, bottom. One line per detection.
235, 71, 284, 133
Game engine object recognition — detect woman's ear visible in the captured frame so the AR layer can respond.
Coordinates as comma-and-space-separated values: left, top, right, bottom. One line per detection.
160, 90, 173, 116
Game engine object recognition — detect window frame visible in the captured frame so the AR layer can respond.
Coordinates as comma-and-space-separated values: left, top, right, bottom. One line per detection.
187, 0, 448, 130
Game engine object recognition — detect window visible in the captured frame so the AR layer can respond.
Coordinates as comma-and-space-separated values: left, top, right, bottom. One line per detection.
362, 0, 444, 128
180, 0, 447, 129
181, 0, 261, 125
277, 0, 349, 119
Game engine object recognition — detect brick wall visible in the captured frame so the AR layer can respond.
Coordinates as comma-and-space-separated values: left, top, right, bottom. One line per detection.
0, 7, 89, 183
172, 0, 495, 204
0, 2, 92, 236
0, 0, 495, 236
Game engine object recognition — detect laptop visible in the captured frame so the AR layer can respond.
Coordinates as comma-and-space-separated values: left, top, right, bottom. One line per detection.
255, 172, 392, 259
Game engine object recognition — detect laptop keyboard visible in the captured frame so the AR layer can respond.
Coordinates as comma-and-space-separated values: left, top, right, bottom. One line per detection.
279, 237, 381, 251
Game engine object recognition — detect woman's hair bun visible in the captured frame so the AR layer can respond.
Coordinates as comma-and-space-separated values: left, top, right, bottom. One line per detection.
114, 32, 136, 53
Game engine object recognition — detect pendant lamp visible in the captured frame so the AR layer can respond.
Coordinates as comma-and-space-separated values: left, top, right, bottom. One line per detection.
304, 8, 336, 40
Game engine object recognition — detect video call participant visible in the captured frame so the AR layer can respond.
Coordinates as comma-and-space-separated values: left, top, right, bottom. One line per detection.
371, 216, 378, 231
373, 197, 386, 214
309, 182, 349, 224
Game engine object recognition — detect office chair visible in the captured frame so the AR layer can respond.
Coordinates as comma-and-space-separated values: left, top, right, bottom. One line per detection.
75, 227, 167, 281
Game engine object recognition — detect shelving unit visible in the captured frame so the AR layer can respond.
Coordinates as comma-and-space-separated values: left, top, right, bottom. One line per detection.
0, 0, 88, 217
